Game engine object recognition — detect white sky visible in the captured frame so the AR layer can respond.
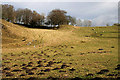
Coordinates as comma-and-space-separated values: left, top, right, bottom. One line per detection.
1, 0, 119, 26
0, 0, 119, 2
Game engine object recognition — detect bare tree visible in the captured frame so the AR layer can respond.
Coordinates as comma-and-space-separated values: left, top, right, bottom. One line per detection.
15, 8, 32, 25
2, 4, 15, 22
47, 9, 68, 26
15, 8, 24, 23
67, 16, 76, 25
83, 20, 92, 27
30, 11, 45, 27
22, 8, 32, 25
76, 19, 82, 26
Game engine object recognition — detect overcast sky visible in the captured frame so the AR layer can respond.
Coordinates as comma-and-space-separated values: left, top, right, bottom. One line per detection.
2, 2, 118, 26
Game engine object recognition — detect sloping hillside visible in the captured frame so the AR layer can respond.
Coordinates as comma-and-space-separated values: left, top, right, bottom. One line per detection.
1, 20, 90, 53
1, 20, 118, 54
1, 20, 119, 79
2, 20, 26, 44
2, 20, 34, 50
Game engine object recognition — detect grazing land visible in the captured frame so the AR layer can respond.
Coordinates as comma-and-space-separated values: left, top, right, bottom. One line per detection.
1, 20, 119, 79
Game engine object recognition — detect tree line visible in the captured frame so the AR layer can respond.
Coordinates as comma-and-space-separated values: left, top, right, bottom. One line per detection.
2, 4, 45, 27
2, 4, 92, 28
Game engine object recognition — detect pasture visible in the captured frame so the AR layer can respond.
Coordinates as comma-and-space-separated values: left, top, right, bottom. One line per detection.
1, 20, 119, 79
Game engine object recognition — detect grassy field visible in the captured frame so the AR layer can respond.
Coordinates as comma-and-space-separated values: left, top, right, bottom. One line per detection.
1, 20, 119, 79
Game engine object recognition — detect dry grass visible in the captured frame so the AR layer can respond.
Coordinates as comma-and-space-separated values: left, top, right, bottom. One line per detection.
2, 20, 90, 53
1, 20, 119, 79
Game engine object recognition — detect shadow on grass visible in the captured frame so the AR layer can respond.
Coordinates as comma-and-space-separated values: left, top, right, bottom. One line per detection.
13, 23, 59, 30
99, 37, 119, 39
103, 32, 120, 33
1, 78, 120, 80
